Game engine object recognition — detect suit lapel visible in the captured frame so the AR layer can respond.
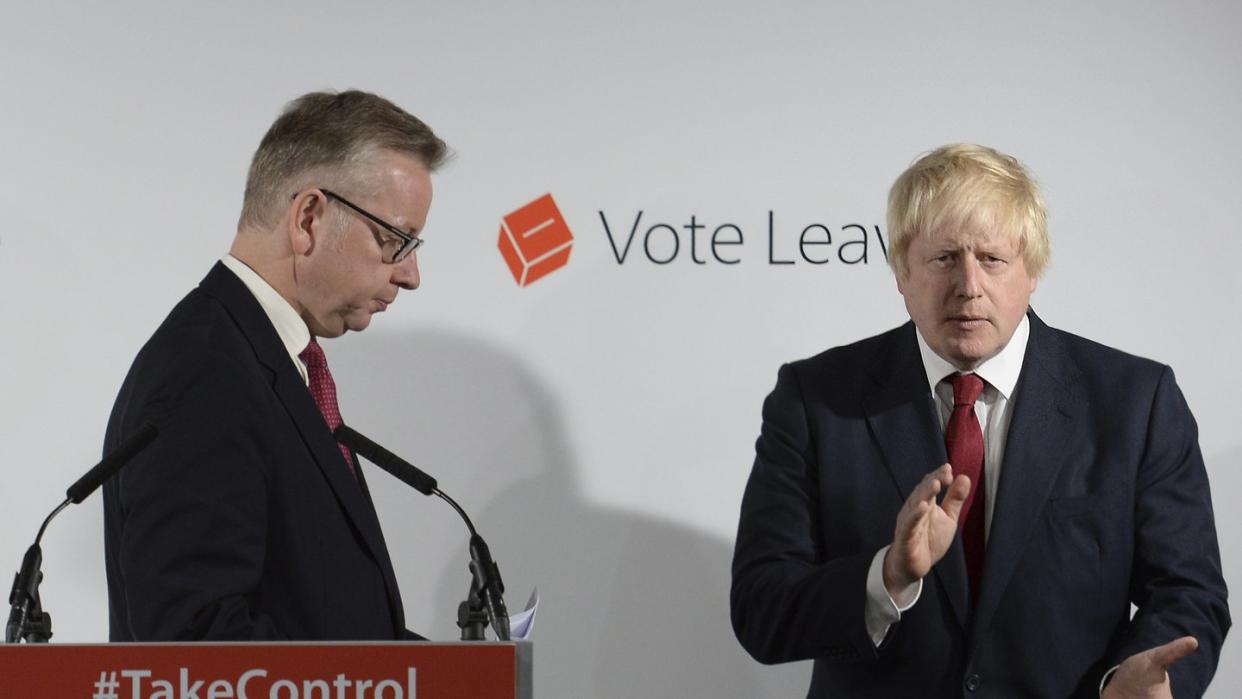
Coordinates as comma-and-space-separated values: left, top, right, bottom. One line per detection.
863, 323, 970, 631
348, 457, 407, 631
271, 364, 407, 634
970, 312, 1085, 641
200, 263, 406, 635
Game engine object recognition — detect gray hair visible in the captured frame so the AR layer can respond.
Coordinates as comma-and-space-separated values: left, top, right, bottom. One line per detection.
238, 90, 448, 231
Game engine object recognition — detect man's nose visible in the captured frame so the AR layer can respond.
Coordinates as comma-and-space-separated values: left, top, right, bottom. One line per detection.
392, 252, 420, 290
956, 257, 983, 298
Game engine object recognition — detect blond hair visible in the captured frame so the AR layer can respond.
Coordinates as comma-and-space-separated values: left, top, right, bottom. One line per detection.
887, 143, 1049, 279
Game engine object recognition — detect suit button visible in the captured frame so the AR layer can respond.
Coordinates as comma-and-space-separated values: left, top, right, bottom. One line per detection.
965, 674, 981, 691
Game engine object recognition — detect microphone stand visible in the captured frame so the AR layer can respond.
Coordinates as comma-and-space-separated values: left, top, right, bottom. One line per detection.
5, 423, 158, 644
437, 491, 510, 642
457, 568, 489, 641
5, 500, 68, 643
332, 425, 510, 642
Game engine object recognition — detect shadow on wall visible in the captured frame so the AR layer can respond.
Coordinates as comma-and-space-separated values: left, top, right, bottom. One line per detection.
332, 327, 809, 698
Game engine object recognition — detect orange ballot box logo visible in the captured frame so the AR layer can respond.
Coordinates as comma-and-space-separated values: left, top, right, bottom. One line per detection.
498, 194, 574, 286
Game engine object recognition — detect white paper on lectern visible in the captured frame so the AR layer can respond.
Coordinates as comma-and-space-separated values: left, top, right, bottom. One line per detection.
508, 588, 539, 640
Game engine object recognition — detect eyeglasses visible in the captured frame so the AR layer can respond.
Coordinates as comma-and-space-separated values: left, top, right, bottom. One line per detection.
321, 189, 423, 264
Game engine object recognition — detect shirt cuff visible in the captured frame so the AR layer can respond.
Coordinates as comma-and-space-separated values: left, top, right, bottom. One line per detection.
864, 544, 922, 646
1098, 664, 1120, 696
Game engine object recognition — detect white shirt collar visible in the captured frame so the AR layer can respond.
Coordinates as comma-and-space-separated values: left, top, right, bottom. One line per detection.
914, 314, 1030, 399
220, 254, 311, 383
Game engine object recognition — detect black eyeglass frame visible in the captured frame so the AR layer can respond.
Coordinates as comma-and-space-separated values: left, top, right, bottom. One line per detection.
320, 188, 423, 263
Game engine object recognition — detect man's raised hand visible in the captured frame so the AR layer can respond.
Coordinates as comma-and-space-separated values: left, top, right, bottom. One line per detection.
883, 463, 971, 599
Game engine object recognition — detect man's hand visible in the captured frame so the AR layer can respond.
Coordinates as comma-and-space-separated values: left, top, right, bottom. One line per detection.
882, 464, 970, 599
1102, 637, 1198, 699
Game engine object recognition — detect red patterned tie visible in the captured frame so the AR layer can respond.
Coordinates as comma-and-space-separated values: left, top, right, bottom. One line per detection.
299, 339, 357, 479
945, 373, 985, 606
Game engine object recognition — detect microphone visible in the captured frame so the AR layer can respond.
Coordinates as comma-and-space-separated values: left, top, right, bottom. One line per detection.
66, 423, 159, 503
7, 423, 159, 643
333, 425, 511, 641
333, 425, 436, 495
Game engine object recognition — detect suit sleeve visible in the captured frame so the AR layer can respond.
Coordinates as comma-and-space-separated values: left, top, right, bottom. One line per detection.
1111, 366, 1230, 696
731, 364, 882, 665
108, 349, 288, 641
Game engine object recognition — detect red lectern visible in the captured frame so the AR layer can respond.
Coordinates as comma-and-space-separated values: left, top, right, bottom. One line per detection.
0, 641, 531, 698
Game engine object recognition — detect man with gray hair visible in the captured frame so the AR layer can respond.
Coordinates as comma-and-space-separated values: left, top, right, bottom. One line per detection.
103, 90, 446, 640
732, 144, 1229, 697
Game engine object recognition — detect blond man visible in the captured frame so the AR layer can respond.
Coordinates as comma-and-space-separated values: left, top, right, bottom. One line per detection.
732, 144, 1228, 697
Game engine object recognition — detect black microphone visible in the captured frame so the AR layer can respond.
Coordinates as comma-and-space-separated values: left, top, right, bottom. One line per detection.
66, 423, 159, 503
7, 422, 159, 644
333, 425, 511, 641
334, 425, 436, 495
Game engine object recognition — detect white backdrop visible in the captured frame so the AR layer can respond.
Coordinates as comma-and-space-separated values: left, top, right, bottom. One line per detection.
2, 2, 1240, 696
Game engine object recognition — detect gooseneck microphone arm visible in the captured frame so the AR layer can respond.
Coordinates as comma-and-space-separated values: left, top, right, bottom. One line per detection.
333, 425, 511, 641
6, 423, 158, 644
4, 503, 65, 643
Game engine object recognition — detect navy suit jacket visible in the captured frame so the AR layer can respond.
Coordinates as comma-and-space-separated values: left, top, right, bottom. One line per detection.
731, 312, 1229, 697
104, 263, 411, 641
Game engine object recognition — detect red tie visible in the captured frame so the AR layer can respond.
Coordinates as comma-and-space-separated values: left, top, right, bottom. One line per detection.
945, 373, 985, 606
299, 339, 357, 479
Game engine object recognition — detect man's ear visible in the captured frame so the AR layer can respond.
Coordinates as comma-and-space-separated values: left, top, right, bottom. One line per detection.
288, 190, 327, 256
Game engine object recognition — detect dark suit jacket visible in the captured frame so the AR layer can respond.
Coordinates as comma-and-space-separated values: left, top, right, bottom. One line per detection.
104, 263, 411, 641
731, 312, 1229, 697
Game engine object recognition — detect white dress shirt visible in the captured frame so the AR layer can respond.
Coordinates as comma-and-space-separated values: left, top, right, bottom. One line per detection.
863, 316, 1031, 645
220, 255, 311, 386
